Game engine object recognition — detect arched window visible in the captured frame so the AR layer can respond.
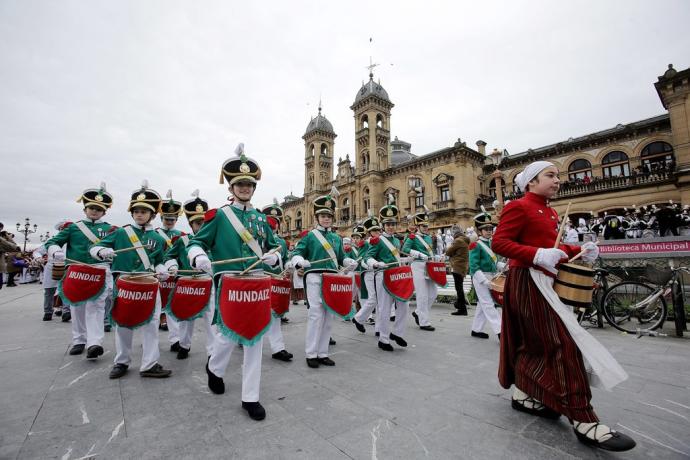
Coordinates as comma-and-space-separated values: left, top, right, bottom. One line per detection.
641, 141, 674, 172
361, 115, 369, 129
409, 177, 424, 208
568, 159, 592, 181
320, 143, 328, 156
488, 178, 506, 199
341, 197, 350, 222
376, 113, 384, 129
308, 174, 314, 190
363, 187, 370, 214
601, 151, 630, 178
295, 211, 302, 230
361, 151, 369, 172
309, 144, 315, 157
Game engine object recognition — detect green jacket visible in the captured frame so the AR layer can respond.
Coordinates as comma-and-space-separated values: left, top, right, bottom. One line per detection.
93, 224, 167, 273
156, 227, 182, 250
187, 204, 279, 275
46, 219, 113, 265
163, 234, 194, 271
290, 227, 345, 274
469, 237, 497, 275
365, 233, 403, 267
402, 232, 434, 259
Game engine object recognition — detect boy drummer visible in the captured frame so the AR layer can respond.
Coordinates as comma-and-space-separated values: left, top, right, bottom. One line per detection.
403, 210, 438, 332
157, 191, 183, 348
468, 210, 501, 339
44, 184, 114, 359
187, 144, 280, 421
289, 189, 357, 368
351, 218, 379, 335
91, 182, 172, 379
260, 200, 294, 362
163, 190, 216, 359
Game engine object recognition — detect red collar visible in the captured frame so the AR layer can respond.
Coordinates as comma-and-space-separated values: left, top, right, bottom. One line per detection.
525, 192, 549, 206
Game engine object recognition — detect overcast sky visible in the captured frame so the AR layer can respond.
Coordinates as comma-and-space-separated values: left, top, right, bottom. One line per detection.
1, 0, 689, 241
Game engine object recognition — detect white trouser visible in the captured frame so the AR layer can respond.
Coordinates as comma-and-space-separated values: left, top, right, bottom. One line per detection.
305, 273, 333, 358
209, 333, 263, 402
266, 315, 285, 354
177, 287, 217, 355
471, 272, 501, 335
114, 294, 161, 372
70, 288, 110, 348
167, 314, 180, 344
411, 261, 438, 327
354, 271, 377, 325
374, 271, 409, 344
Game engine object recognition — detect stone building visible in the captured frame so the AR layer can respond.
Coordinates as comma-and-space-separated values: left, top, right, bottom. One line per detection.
281, 64, 690, 239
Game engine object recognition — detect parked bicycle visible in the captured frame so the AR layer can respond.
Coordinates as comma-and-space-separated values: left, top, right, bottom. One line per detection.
576, 267, 611, 328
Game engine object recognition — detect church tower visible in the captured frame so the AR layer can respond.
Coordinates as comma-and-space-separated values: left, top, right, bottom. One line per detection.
303, 104, 336, 195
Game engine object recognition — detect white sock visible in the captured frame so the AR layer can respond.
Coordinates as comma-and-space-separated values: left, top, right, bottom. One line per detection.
574, 421, 613, 442
512, 388, 545, 410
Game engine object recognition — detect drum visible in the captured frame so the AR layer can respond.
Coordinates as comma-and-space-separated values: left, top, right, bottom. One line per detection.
489, 273, 506, 306
554, 263, 595, 308
321, 272, 355, 319
51, 261, 66, 281
382, 266, 414, 301
217, 274, 272, 345
58, 264, 107, 306
426, 261, 447, 286
111, 275, 159, 329
167, 275, 213, 321
270, 276, 291, 317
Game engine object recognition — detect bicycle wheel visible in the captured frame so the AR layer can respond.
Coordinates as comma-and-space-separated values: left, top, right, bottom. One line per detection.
602, 281, 667, 334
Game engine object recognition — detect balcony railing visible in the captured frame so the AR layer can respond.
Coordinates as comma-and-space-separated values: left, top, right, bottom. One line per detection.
433, 200, 455, 210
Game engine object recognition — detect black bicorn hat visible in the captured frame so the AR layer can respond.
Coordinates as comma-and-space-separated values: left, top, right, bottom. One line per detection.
379, 193, 399, 224
128, 180, 162, 213
261, 199, 284, 221
77, 182, 113, 210
160, 190, 183, 217
220, 143, 262, 186
362, 215, 381, 233
313, 186, 339, 216
351, 225, 366, 238
183, 189, 209, 223
474, 206, 495, 230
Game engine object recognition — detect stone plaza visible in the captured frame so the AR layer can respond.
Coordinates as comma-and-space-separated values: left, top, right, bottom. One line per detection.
1, 283, 688, 459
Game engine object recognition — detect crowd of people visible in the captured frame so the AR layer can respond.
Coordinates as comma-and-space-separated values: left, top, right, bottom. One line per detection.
0, 225, 43, 289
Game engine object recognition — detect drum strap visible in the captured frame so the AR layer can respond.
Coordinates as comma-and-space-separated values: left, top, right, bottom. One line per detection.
350, 246, 359, 259
380, 236, 401, 265
181, 235, 190, 246
476, 240, 497, 263
156, 229, 173, 248
221, 206, 263, 259
310, 229, 338, 267
124, 226, 152, 270
417, 233, 433, 256
75, 221, 101, 243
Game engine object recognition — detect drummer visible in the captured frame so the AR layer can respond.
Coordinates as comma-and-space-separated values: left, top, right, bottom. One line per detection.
351, 216, 381, 335
187, 144, 280, 421
468, 209, 501, 340
289, 188, 358, 368
260, 200, 294, 362
33, 219, 72, 322
156, 191, 183, 348
403, 209, 438, 332
347, 225, 367, 312
364, 196, 412, 351
90, 181, 172, 379
492, 161, 635, 451
162, 190, 215, 359
43, 184, 115, 359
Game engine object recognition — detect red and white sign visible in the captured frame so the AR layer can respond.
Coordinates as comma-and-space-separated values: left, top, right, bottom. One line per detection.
599, 240, 690, 255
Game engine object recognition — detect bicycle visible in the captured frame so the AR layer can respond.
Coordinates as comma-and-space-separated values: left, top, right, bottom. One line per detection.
576, 267, 611, 328
601, 266, 688, 334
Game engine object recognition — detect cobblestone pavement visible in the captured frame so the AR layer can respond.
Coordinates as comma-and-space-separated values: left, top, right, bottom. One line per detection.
1, 283, 689, 459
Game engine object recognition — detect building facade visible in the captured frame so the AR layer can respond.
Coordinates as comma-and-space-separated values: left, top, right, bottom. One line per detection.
281, 64, 690, 239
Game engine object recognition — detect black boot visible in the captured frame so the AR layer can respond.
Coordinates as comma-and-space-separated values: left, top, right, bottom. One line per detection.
61, 311, 71, 322
42, 313, 52, 321
177, 347, 190, 360
109, 363, 128, 379
170, 341, 181, 352
378, 341, 394, 352
352, 318, 365, 333
306, 358, 320, 368
86, 345, 104, 360
471, 330, 489, 339
272, 350, 293, 362
242, 401, 266, 421
317, 357, 335, 366
69, 344, 85, 355
389, 333, 407, 347
206, 359, 225, 393
140, 363, 172, 378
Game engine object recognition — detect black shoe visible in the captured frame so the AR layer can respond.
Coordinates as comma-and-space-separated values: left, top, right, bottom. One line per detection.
140, 363, 172, 378
272, 350, 293, 362
306, 358, 320, 368
412, 311, 419, 326
6, 282, 17, 287
451, 309, 468, 316
389, 333, 407, 347
109, 363, 128, 379
69, 344, 85, 355
86, 345, 104, 360
317, 357, 335, 366
375, 331, 380, 337
159, 323, 168, 331
61, 311, 71, 322
352, 318, 366, 333
54, 309, 62, 317
242, 401, 266, 421
390, 315, 395, 322
378, 341, 394, 352
280, 317, 289, 323
177, 347, 190, 360
497, 333, 501, 340
170, 341, 181, 352
471, 331, 489, 339
206, 360, 225, 393
573, 425, 636, 452
42, 313, 52, 321
366, 317, 375, 325
292, 301, 298, 305
104, 324, 112, 332
511, 398, 561, 420
419, 325, 435, 331
329, 337, 336, 346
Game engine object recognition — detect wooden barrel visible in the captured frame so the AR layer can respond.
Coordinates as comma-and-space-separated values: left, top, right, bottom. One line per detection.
51, 262, 66, 281
554, 263, 594, 308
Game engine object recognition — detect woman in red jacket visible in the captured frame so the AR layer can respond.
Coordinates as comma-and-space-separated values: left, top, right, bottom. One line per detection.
492, 161, 635, 452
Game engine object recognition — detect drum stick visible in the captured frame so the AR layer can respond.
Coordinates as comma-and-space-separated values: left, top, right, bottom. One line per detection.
123, 272, 157, 280
553, 202, 572, 249
211, 255, 257, 266
177, 269, 204, 274
113, 244, 152, 255
65, 258, 101, 267
337, 257, 362, 274
239, 247, 281, 276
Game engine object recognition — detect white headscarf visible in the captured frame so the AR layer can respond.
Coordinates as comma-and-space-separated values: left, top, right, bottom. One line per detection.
515, 161, 555, 191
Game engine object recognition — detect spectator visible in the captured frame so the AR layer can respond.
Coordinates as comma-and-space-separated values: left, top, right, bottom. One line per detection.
445, 228, 470, 316
0, 230, 21, 289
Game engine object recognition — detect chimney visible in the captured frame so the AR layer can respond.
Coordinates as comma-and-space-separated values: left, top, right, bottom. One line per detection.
476, 140, 487, 155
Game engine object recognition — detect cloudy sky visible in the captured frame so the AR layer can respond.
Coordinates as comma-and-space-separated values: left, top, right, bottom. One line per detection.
1, 0, 689, 241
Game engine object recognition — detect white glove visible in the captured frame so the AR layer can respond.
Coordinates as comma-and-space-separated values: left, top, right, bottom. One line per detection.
285, 261, 294, 270
400, 256, 413, 264
410, 249, 429, 261
474, 271, 491, 287
496, 261, 507, 271
298, 259, 311, 268
155, 264, 170, 281
374, 261, 387, 269
580, 242, 599, 263
194, 255, 212, 274
168, 265, 179, 277
533, 248, 568, 275
262, 252, 278, 266
53, 250, 65, 262
97, 248, 115, 261
343, 258, 358, 271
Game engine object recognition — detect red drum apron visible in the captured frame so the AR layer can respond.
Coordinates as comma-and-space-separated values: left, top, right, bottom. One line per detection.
425, 261, 447, 286
111, 275, 159, 329
166, 275, 213, 321
58, 264, 107, 306
270, 276, 292, 318
321, 273, 355, 319
382, 266, 414, 301
217, 274, 272, 346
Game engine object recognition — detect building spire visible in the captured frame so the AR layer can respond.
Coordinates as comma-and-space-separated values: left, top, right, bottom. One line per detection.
366, 56, 379, 80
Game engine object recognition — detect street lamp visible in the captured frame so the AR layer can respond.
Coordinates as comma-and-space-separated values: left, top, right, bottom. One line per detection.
16, 217, 37, 252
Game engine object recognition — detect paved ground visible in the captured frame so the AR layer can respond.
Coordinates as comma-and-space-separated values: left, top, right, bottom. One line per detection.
1, 283, 689, 460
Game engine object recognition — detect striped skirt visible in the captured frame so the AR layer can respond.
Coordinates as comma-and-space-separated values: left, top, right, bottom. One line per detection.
498, 267, 598, 422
